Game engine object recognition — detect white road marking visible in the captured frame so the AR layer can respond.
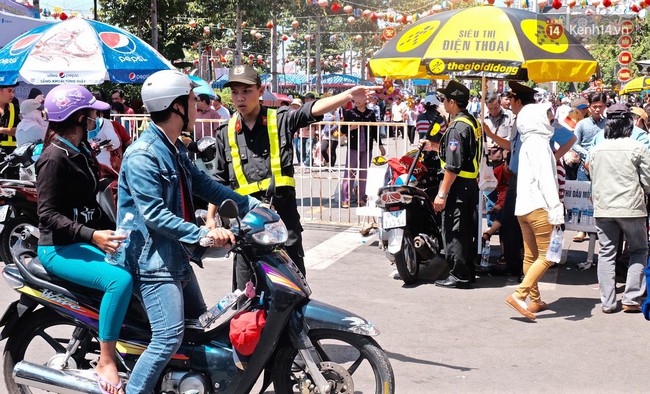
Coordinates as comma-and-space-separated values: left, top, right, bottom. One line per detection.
305, 230, 366, 270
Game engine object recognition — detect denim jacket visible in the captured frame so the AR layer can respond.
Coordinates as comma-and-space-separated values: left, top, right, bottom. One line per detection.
117, 123, 258, 281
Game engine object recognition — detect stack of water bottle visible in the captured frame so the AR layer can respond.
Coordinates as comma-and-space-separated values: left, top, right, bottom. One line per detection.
567, 204, 594, 227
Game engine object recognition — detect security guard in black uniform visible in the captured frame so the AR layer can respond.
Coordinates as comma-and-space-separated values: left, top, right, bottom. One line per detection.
0, 83, 20, 178
432, 80, 480, 289
210, 65, 381, 290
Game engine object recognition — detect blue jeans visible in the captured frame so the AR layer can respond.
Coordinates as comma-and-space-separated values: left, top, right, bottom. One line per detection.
38, 244, 132, 342
126, 269, 207, 394
299, 137, 313, 166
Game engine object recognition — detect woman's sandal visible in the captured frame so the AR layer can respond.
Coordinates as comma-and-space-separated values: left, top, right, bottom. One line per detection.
94, 373, 124, 394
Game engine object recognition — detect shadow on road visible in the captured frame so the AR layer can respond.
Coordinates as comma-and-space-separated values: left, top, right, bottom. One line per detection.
384, 350, 476, 372
535, 297, 600, 321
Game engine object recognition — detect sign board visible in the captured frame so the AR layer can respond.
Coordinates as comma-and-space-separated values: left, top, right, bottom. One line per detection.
618, 51, 632, 65
620, 20, 634, 35
617, 67, 632, 83
563, 180, 596, 233
382, 27, 397, 41
618, 35, 633, 49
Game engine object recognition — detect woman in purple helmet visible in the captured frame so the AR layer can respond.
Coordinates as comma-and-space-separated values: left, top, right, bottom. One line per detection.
37, 84, 131, 394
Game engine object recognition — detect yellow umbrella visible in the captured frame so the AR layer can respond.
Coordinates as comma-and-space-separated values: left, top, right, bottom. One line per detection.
369, 6, 597, 83
619, 76, 650, 95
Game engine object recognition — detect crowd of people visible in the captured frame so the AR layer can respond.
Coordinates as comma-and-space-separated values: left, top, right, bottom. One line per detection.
4, 68, 650, 391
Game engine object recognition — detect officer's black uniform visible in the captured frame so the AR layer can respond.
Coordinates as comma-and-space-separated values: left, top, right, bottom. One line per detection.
214, 92, 322, 290
436, 81, 480, 288
0, 98, 20, 179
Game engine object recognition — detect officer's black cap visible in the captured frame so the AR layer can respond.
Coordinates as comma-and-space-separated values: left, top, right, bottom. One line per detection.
507, 82, 536, 101
606, 103, 631, 120
438, 80, 469, 104
224, 65, 261, 87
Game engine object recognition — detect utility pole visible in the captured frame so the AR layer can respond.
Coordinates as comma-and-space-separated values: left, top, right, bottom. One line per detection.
306, 20, 312, 92
235, 2, 242, 66
151, 0, 158, 50
315, 14, 322, 94
271, 12, 279, 92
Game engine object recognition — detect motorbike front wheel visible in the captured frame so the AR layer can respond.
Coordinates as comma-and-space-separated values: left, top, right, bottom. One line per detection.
3, 308, 98, 393
393, 235, 419, 285
1, 215, 38, 265
272, 329, 395, 394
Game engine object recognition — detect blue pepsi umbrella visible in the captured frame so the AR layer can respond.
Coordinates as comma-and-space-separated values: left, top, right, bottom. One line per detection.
0, 18, 175, 85
189, 75, 216, 99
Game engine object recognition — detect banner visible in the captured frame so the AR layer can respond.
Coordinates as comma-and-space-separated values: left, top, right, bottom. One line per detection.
563, 180, 597, 233
0, 0, 39, 18
0, 10, 53, 49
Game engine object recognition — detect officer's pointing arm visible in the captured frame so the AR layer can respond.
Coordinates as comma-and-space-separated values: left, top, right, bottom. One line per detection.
310, 86, 383, 117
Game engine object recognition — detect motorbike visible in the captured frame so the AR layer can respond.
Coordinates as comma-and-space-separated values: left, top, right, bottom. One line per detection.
376, 145, 445, 285
0, 186, 395, 393
0, 142, 41, 265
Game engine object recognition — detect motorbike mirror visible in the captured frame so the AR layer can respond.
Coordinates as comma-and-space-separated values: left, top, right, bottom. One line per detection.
219, 199, 239, 219
372, 156, 387, 166
197, 136, 217, 152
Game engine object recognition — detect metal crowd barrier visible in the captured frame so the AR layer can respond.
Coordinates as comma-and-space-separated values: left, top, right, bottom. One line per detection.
111, 115, 412, 225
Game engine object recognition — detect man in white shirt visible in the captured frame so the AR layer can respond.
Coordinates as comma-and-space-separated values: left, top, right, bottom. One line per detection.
391, 96, 408, 138
212, 94, 231, 121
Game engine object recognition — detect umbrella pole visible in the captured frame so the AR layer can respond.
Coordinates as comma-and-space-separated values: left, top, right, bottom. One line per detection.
478, 74, 487, 260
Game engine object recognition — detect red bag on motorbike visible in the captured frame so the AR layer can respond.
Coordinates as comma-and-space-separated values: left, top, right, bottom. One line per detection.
230, 309, 267, 369
386, 155, 428, 185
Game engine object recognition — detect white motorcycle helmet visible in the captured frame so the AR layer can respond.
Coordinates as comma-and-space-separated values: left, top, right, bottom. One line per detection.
141, 70, 199, 113
423, 94, 441, 107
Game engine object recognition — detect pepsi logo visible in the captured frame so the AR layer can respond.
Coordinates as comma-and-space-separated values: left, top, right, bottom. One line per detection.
59, 72, 65, 78
9, 33, 42, 56
129, 72, 135, 80
99, 32, 136, 54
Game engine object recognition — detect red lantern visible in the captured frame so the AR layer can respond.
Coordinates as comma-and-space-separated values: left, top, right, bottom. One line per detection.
487, 0, 495, 4
292, 20, 299, 28
551, 0, 562, 8
281, 34, 289, 41
370, 12, 378, 21
343, 5, 353, 13
331, 2, 341, 12
336, 54, 341, 60
257, 59, 263, 64
602, 0, 611, 6
189, 20, 197, 28
343, 63, 348, 68
632, 3, 640, 11
400, 14, 408, 24
59, 12, 68, 20
645, 0, 650, 6
347, 16, 355, 23
266, 21, 274, 29
362, 9, 372, 18
249, 54, 255, 60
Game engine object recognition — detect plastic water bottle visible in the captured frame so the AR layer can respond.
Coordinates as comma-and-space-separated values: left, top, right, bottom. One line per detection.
480, 241, 490, 269
198, 289, 243, 328
547, 228, 563, 263
105, 213, 135, 265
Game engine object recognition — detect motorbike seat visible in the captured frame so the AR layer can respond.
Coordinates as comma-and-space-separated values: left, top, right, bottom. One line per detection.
22, 256, 104, 298
26, 256, 54, 282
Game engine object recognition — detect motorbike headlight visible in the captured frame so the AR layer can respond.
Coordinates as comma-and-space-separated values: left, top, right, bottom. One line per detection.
251, 220, 288, 245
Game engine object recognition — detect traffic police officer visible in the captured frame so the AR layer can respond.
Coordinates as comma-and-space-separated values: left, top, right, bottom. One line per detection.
432, 80, 480, 289
0, 82, 20, 178
210, 65, 381, 290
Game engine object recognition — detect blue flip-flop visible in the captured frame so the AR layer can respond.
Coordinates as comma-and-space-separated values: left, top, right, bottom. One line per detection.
94, 372, 124, 394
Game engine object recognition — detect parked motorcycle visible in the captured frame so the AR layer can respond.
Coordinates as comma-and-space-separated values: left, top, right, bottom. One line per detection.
377, 146, 445, 284
0, 142, 41, 265
0, 195, 395, 393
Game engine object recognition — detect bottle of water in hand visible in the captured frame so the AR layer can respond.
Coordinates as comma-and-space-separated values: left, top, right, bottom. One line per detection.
105, 213, 135, 265
480, 240, 490, 271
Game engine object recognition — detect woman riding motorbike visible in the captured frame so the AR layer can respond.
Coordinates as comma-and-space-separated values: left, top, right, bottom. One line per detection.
37, 84, 132, 394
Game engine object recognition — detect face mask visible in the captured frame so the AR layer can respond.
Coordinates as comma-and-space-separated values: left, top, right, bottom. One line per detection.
87, 117, 101, 140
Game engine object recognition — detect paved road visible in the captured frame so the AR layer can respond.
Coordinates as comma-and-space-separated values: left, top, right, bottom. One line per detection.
0, 224, 647, 393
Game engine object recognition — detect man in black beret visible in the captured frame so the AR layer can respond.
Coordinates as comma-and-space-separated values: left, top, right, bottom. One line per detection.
422, 80, 481, 289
